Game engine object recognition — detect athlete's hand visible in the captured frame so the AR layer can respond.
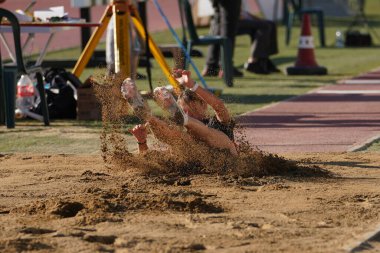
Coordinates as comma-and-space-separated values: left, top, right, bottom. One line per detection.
172, 69, 196, 89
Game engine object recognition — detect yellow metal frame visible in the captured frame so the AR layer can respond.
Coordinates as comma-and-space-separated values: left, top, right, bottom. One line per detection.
72, 5, 112, 77
73, 0, 181, 93
113, 0, 130, 75
129, 5, 181, 94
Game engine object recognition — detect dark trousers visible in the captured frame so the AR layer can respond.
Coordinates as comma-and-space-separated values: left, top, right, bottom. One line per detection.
237, 18, 279, 59
205, 0, 242, 69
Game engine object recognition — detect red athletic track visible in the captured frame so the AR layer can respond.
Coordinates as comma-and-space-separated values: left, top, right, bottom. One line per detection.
239, 69, 380, 153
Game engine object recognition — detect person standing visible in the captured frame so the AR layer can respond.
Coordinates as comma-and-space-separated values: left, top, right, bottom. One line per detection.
238, 2, 279, 74
202, 0, 243, 78
203, 0, 279, 76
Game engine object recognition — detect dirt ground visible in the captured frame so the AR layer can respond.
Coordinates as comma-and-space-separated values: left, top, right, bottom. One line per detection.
0, 152, 380, 253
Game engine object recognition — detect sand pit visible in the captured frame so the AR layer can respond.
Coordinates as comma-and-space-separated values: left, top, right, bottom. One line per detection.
1, 76, 380, 252
1, 152, 380, 252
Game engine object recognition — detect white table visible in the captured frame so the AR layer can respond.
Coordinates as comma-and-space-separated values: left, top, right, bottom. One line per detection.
0, 21, 99, 66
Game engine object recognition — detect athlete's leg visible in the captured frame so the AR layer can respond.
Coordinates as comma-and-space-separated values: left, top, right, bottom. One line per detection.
185, 117, 237, 155
147, 116, 193, 147
153, 86, 237, 155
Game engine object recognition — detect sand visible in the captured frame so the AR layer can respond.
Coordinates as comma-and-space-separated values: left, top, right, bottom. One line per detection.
1, 152, 380, 253
1, 75, 379, 252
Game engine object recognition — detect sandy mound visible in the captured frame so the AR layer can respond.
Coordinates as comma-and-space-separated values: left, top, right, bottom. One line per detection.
92, 74, 331, 180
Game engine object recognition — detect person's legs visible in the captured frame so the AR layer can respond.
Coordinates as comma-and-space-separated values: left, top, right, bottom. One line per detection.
218, 0, 241, 57
237, 18, 273, 74
268, 20, 279, 56
147, 116, 192, 147
153, 86, 237, 155
106, 18, 115, 75
205, 6, 222, 75
185, 117, 237, 155
265, 20, 280, 73
146, 111, 237, 155
245, 19, 272, 60
121, 78, 151, 120
236, 22, 256, 43
237, 18, 279, 59
237, 19, 265, 61
204, 0, 241, 76
146, 113, 237, 155
218, 0, 242, 77
123, 80, 237, 155
121, 79, 193, 148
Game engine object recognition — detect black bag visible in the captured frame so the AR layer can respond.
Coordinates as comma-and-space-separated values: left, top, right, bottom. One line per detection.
345, 31, 372, 47
33, 68, 82, 119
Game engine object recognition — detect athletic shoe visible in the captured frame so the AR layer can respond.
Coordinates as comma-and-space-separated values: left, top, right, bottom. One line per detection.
233, 67, 244, 77
204, 66, 243, 78
244, 59, 270, 75
153, 87, 187, 125
121, 78, 151, 120
218, 67, 244, 78
267, 59, 281, 73
202, 66, 219, 77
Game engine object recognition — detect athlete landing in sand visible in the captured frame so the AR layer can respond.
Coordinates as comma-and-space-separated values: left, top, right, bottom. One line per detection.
121, 69, 237, 155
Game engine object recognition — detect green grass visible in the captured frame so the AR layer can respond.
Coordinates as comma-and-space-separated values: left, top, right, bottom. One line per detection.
365, 138, 380, 152
42, 22, 380, 117
0, 134, 99, 154
0, 121, 100, 153
2, 0, 380, 152
0, 121, 141, 153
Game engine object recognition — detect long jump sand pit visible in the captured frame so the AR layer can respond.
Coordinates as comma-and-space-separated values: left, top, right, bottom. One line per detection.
1, 77, 380, 252
1, 151, 380, 253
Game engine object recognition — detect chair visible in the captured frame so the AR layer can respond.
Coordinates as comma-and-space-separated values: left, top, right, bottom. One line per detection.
284, 0, 325, 47
0, 8, 49, 128
178, 0, 233, 87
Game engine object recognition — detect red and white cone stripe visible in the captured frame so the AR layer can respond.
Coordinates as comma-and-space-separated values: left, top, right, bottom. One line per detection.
298, 36, 314, 49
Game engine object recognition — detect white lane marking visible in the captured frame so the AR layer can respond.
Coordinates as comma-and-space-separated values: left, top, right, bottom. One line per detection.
316, 90, 380, 94
340, 79, 380, 84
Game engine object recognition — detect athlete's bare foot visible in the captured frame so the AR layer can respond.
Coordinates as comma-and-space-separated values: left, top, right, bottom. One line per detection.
153, 86, 187, 125
121, 78, 151, 121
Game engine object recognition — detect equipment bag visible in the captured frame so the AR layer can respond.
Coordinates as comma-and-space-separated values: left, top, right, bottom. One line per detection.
345, 31, 372, 47
33, 68, 82, 119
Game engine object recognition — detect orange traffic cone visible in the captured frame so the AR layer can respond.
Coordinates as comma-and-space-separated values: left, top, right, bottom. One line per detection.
287, 14, 327, 75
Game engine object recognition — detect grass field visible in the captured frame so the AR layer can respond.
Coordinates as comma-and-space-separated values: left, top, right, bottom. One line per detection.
2, 0, 380, 152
